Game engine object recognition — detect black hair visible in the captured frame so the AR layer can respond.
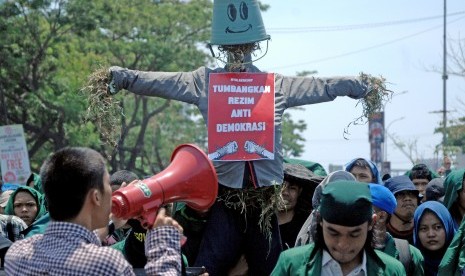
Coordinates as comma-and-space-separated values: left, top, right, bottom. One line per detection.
110, 170, 138, 187
40, 147, 106, 221
410, 164, 432, 181
351, 158, 371, 169
382, 173, 391, 182
26, 173, 35, 187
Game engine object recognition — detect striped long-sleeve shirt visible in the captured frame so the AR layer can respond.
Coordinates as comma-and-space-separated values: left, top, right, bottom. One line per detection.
5, 221, 181, 275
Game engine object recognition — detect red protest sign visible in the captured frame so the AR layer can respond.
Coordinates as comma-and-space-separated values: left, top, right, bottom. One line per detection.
207, 72, 275, 161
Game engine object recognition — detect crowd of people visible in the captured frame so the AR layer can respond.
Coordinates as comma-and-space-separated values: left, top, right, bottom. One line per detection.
0, 152, 464, 276
1, 1, 464, 275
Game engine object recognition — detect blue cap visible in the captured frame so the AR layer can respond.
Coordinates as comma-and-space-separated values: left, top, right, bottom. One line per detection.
384, 175, 419, 197
369, 183, 397, 214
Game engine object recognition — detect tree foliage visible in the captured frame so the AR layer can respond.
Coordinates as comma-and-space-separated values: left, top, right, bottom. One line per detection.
282, 110, 306, 158
434, 37, 465, 156
435, 99, 465, 155
0, 0, 307, 176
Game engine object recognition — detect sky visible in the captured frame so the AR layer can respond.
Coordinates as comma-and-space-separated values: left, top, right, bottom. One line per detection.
253, 0, 465, 172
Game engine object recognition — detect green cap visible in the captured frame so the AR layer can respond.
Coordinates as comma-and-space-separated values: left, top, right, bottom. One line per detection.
210, 0, 270, 45
320, 181, 372, 227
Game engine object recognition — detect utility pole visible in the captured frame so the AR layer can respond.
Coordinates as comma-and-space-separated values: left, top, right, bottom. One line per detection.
442, 0, 448, 154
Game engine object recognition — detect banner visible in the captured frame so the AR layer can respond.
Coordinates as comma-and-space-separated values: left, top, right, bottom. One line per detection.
368, 112, 384, 164
368, 112, 384, 144
0, 124, 31, 184
207, 73, 275, 161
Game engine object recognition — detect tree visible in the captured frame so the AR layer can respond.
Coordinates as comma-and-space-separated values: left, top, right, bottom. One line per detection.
435, 99, 465, 156
0, 0, 103, 169
90, 0, 213, 175
282, 111, 306, 157
0, 0, 308, 176
0, 0, 212, 174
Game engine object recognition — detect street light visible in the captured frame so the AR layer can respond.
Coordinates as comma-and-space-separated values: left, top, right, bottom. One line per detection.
384, 116, 405, 162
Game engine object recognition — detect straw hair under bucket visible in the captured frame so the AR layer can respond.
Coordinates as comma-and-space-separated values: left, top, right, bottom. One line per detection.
210, 0, 270, 45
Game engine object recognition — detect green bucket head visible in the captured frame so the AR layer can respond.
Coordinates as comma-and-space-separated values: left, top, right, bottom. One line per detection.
210, 0, 270, 46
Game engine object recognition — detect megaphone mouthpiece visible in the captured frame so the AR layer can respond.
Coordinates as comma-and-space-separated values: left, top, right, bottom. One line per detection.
111, 195, 128, 218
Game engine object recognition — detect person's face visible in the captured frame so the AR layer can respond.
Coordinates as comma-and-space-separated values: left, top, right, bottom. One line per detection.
350, 166, 373, 183
418, 212, 446, 251
394, 191, 418, 220
321, 219, 371, 265
412, 178, 429, 199
444, 157, 452, 170
13, 191, 38, 226
280, 181, 302, 212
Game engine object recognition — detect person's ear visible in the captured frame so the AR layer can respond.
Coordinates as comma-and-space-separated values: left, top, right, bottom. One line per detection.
90, 189, 101, 206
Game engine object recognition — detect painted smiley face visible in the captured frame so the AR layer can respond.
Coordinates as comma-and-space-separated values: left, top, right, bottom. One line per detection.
225, 1, 252, 33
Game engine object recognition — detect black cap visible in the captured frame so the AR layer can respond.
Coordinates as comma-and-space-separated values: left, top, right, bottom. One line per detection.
320, 181, 372, 227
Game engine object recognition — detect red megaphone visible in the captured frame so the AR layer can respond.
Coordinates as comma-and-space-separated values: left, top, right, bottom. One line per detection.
111, 144, 218, 228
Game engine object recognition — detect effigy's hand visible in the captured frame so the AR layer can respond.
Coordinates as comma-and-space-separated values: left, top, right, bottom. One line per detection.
343, 72, 392, 139
81, 66, 123, 147
107, 66, 122, 95
357, 73, 392, 120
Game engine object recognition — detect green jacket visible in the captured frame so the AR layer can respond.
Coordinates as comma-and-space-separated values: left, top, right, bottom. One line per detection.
382, 233, 424, 276
4, 186, 47, 225
24, 212, 50, 237
443, 169, 465, 229
438, 217, 465, 275
271, 243, 406, 276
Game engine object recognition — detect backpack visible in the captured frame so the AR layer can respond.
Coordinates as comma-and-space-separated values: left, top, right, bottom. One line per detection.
393, 238, 413, 275
6, 216, 15, 242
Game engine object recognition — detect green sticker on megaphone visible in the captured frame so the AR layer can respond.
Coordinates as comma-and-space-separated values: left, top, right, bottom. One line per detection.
135, 181, 152, 198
